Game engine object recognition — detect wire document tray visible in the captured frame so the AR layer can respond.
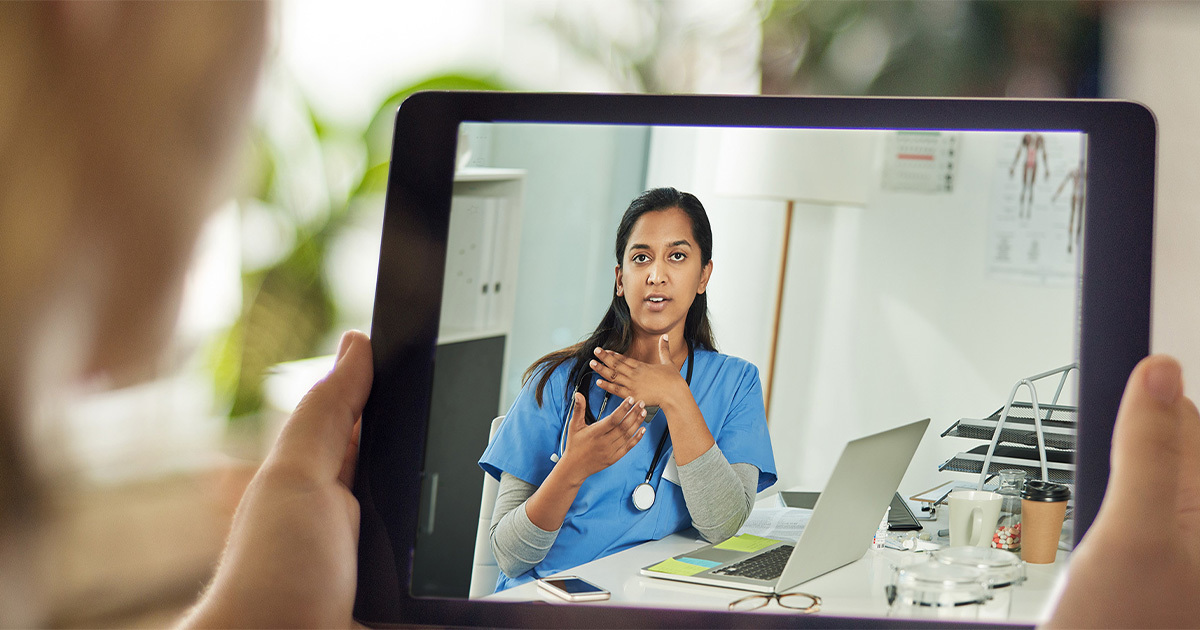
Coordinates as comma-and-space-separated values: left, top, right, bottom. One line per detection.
940, 364, 1077, 489
941, 404, 1077, 450
939, 445, 1075, 484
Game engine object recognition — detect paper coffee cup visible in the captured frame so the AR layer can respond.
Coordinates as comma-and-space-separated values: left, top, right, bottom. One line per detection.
1020, 481, 1070, 564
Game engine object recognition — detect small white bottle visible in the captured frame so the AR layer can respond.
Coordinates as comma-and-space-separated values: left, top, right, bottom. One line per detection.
873, 507, 891, 548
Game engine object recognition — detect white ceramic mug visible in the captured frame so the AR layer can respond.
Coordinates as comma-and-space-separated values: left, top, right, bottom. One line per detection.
948, 490, 1003, 548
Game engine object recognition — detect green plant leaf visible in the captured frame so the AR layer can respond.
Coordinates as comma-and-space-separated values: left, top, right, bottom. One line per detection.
364, 73, 508, 169
213, 72, 507, 422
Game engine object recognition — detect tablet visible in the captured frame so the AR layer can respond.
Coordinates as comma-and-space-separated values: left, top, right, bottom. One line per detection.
354, 92, 1154, 627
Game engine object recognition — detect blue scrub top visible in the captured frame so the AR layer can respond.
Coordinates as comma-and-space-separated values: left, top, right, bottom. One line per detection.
478, 348, 777, 592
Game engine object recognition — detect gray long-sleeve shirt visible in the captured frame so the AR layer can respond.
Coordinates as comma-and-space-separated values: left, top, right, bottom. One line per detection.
489, 443, 758, 580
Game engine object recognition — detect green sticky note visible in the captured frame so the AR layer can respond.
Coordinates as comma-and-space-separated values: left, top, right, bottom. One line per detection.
713, 534, 780, 553
646, 558, 710, 576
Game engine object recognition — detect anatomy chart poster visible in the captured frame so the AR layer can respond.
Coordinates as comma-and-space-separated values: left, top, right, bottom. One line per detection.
987, 132, 1085, 285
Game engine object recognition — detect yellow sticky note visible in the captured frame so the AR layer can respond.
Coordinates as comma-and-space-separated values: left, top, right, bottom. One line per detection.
713, 534, 780, 553
646, 558, 710, 576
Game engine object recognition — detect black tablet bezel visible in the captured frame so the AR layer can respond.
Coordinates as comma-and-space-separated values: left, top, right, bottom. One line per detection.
354, 92, 1156, 628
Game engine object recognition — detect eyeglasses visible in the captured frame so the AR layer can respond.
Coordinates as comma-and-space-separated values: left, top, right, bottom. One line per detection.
727, 591, 822, 613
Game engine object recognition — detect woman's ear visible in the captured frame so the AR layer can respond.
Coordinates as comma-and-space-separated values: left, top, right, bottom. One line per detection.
697, 260, 713, 295
614, 264, 624, 296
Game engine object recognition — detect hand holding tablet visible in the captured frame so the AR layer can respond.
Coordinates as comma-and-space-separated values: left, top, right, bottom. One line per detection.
185, 331, 372, 628
1046, 355, 1200, 629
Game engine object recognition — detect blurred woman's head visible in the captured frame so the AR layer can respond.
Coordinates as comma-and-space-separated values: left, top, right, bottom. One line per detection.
0, 4, 267, 622
0, 2, 268, 391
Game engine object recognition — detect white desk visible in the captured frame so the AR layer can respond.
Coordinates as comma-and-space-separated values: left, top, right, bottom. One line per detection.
485, 502, 1069, 623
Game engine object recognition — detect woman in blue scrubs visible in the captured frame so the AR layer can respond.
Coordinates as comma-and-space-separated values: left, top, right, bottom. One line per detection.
479, 187, 777, 591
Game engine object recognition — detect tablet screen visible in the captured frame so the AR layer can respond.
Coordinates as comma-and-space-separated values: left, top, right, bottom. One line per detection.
418, 122, 1081, 598
356, 93, 1153, 627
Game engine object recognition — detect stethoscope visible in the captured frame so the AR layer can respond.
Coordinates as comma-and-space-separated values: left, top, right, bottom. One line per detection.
550, 342, 694, 512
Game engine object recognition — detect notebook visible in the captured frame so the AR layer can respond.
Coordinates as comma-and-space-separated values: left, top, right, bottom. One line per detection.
640, 418, 929, 594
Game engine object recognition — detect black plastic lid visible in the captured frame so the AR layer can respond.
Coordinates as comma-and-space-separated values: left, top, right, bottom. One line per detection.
1021, 480, 1071, 502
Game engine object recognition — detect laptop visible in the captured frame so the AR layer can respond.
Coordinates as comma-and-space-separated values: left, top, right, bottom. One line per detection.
780, 492, 924, 531
640, 418, 929, 594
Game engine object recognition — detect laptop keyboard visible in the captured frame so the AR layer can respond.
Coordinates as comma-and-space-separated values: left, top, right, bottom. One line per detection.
712, 544, 794, 581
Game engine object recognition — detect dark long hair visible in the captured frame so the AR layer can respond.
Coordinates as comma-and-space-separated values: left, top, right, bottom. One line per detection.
524, 187, 718, 421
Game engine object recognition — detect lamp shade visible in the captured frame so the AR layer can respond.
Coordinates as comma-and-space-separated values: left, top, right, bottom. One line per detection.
715, 128, 880, 206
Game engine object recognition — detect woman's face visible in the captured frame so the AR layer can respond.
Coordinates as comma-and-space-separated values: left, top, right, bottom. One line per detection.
615, 207, 713, 340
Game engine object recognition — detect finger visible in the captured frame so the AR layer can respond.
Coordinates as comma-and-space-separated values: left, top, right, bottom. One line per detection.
595, 396, 634, 430
567, 391, 587, 435
627, 406, 648, 443
270, 330, 373, 482
588, 359, 615, 383
600, 400, 644, 452
1106, 355, 1191, 520
596, 378, 627, 400
593, 348, 629, 377
619, 400, 647, 436
591, 350, 631, 383
611, 425, 646, 460
597, 346, 637, 369
337, 418, 362, 488
658, 334, 672, 365
610, 404, 647, 452
623, 425, 647, 452
1175, 396, 1200, 534
599, 400, 642, 453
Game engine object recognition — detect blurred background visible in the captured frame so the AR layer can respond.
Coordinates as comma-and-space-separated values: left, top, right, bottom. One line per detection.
41, 1, 1200, 626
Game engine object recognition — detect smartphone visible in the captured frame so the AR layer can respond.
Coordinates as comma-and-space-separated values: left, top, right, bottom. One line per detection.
536, 576, 611, 602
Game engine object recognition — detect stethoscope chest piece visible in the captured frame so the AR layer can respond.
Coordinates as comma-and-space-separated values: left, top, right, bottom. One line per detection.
632, 482, 656, 511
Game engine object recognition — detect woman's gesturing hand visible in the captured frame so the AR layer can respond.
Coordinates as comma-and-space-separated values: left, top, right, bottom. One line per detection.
560, 391, 647, 484
591, 334, 690, 410
523, 392, 647, 532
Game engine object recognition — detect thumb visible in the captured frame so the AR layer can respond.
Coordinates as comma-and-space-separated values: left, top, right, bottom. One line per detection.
1105, 355, 1192, 521
568, 391, 586, 434
658, 334, 672, 365
269, 330, 374, 482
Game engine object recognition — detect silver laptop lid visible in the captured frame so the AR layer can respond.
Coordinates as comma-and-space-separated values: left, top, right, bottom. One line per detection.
775, 418, 930, 592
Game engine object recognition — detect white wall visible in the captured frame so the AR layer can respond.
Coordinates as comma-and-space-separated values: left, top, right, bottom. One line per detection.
645, 127, 788, 380
1106, 3, 1200, 378
647, 127, 1080, 496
